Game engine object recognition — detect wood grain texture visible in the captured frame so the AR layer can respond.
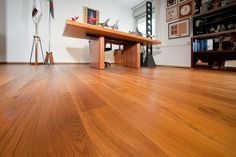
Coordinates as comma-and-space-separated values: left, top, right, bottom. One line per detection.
63, 20, 161, 45
0, 64, 236, 157
89, 37, 105, 70
123, 43, 140, 68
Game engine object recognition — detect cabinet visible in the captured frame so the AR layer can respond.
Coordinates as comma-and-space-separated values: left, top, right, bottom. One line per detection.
191, 1, 236, 71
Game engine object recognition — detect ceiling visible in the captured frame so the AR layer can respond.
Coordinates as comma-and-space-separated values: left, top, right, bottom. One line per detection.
115, 0, 145, 8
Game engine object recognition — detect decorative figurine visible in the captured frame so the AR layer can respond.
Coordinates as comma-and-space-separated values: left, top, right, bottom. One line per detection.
129, 31, 135, 34
218, 36, 224, 51
217, 24, 225, 32
136, 27, 144, 36
227, 22, 235, 30
98, 18, 110, 27
212, 0, 221, 9
230, 37, 236, 50
71, 16, 79, 21
207, 0, 213, 10
110, 20, 119, 29
221, 0, 226, 7
194, 0, 201, 14
200, 0, 208, 13
209, 26, 215, 33
195, 20, 204, 34
232, 42, 236, 51
129, 28, 146, 37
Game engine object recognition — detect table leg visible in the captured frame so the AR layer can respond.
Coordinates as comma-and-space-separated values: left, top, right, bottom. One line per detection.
123, 43, 140, 68
89, 36, 105, 69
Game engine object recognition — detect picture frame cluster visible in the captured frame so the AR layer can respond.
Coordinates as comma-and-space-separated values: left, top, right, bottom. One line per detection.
166, 0, 192, 39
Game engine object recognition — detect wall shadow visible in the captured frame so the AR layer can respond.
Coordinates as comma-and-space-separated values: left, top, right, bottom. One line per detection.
66, 47, 90, 63
0, 0, 6, 62
66, 47, 116, 63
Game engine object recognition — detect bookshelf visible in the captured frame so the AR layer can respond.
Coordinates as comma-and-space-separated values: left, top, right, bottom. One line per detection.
191, 1, 236, 71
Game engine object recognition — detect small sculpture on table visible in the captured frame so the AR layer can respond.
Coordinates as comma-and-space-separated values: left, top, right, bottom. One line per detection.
98, 18, 110, 27
71, 16, 79, 21
136, 28, 144, 36
110, 20, 119, 30
129, 28, 144, 36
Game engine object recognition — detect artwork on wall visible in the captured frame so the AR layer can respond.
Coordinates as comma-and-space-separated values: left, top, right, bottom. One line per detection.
167, 0, 177, 7
84, 7, 99, 25
166, 5, 178, 22
178, 1, 193, 19
168, 18, 190, 39
178, 0, 188, 4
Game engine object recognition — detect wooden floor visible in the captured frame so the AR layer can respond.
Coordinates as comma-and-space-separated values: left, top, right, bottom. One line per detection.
0, 64, 235, 157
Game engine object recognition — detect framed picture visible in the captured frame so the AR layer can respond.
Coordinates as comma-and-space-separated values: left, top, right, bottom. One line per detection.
178, 0, 188, 4
84, 7, 99, 25
178, 1, 193, 19
167, 0, 177, 7
166, 5, 178, 22
168, 18, 190, 39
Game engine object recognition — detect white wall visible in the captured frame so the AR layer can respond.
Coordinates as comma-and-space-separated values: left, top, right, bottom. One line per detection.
1, 0, 134, 63
154, 0, 191, 67
0, 0, 6, 62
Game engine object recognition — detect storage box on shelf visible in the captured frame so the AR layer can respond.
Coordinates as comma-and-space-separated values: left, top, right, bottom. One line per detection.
191, 1, 236, 71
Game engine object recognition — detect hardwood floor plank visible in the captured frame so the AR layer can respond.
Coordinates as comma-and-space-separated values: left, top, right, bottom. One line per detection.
86, 75, 236, 157
0, 71, 51, 156
95, 67, 236, 122
0, 64, 235, 157
0, 66, 99, 157
81, 106, 168, 157
0, 65, 37, 100
60, 69, 107, 113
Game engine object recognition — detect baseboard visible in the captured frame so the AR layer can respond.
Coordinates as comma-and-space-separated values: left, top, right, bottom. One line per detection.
156, 65, 191, 69
0, 62, 118, 65
54, 62, 90, 64
0, 62, 91, 64
0, 62, 190, 69
0, 62, 28, 64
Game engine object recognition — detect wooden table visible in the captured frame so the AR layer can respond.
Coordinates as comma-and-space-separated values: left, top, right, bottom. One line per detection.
63, 20, 161, 69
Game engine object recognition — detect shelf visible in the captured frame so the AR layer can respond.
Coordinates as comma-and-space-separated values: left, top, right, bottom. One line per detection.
191, 1, 236, 72
203, 15, 236, 25
193, 65, 236, 71
193, 2, 236, 18
193, 50, 236, 54
192, 29, 236, 39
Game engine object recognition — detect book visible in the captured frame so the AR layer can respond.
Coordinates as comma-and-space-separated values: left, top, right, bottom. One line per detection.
193, 40, 198, 52
207, 39, 213, 51
225, 60, 236, 67
201, 39, 207, 51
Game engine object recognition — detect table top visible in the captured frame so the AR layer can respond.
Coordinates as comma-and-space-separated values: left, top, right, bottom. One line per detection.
63, 20, 161, 45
